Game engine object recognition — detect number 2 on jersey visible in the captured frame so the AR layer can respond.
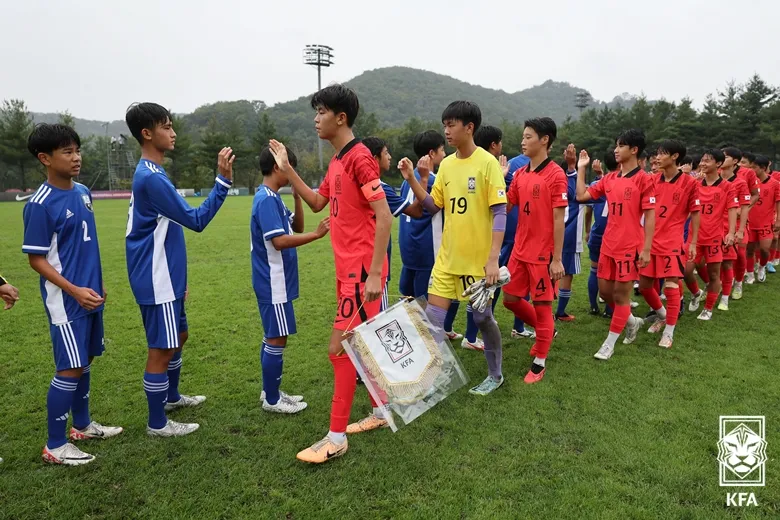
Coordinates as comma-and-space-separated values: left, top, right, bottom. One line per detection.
82, 220, 92, 242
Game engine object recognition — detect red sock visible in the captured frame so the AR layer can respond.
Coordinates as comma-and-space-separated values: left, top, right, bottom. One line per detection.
704, 291, 718, 311
699, 266, 710, 284
504, 297, 538, 327
664, 286, 680, 326
735, 246, 747, 281
721, 267, 734, 297
531, 304, 554, 359
746, 252, 755, 273
685, 279, 700, 295
640, 287, 664, 311
329, 353, 357, 433
760, 251, 769, 266
609, 305, 631, 334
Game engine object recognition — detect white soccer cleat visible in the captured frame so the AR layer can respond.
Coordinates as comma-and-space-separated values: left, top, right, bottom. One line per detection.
460, 338, 485, 351
757, 267, 767, 283
773, 259, 780, 266
660, 293, 667, 301
688, 290, 704, 311
511, 328, 536, 339
697, 309, 713, 321
261, 390, 304, 404
745, 272, 755, 285
630, 300, 639, 309
147, 419, 200, 437
445, 330, 463, 341
42, 443, 95, 466
164, 394, 206, 412
594, 342, 615, 361
262, 398, 308, 414
658, 332, 674, 349
622, 316, 644, 344
647, 319, 666, 334
69, 421, 124, 441
732, 284, 743, 300
717, 299, 729, 311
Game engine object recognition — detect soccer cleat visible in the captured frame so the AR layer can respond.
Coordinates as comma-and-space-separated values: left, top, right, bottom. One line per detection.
468, 375, 504, 395
296, 436, 348, 464
767, 263, 777, 274
697, 309, 713, 321
633, 282, 640, 295
445, 330, 463, 341
688, 290, 704, 312
589, 307, 601, 316
679, 301, 685, 318
660, 292, 667, 301
511, 328, 536, 339
524, 367, 546, 384
647, 319, 666, 334
261, 390, 304, 404
164, 394, 206, 412
658, 333, 674, 349
757, 267, 767, 283
731, 284, 743, 300
644, 310, 660, 324
594, 342, 614, 360
460, 338, 485, 351
346, 413, 389, 434
598, 296, 605, 304
745, 272, 755, 284
554, 313, 575, 322
42, 443, 95, 466
69, 422, 124, 441
717, 300, 729, 311
602, 310, 613, 319
622, 316, 644, 344
630, 300, 639, 309
146, 419, 200, 437
262, 398, 307, 414
773, 259, 780, 266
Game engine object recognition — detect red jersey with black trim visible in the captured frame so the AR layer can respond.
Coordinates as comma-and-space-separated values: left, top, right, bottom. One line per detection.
587, 167, 655, 259
698, 176, 738, 246
508, 158, 568, 264
735, 165, 759, 193
318, 139, 388, 283
650, 171, 700, 255
748, 176, 780, 228
771, 171, 780, 182
722, 173, 750, 233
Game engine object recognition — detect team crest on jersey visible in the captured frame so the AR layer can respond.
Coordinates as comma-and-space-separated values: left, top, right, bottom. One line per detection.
468, 177, 476, 193
335, 174, 342, 195
532, 184, 541, 199
714, 193, 721, 203
673, 192, 681, 205
82, 194, 93, 212
376, 320, 413, 363
623, 187, 633, 200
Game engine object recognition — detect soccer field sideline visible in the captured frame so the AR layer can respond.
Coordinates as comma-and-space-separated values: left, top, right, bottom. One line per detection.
1, 196, 779, 519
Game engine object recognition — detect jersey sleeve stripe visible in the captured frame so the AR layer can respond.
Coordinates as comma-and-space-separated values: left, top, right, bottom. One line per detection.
392, 199, 410, 217
263, 228, 285, 239
22, 244, 51, 252
215, 176, 231, 189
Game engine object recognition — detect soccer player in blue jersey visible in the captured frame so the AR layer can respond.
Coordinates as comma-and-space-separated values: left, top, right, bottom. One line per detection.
23, 124, 123, 466
125, 103, 235, 437
584, 152, 615, 317
0, 271, 18, 465
556, 144, 585, 321
253, 146, 330, 414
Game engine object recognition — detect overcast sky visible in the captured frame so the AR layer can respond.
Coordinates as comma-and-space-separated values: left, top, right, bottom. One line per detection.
2, 0, 777, 121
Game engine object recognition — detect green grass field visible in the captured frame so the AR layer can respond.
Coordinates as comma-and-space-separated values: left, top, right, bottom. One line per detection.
1, 196, 779, 519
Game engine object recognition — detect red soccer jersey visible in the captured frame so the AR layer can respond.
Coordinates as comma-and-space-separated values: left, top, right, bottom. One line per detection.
650, 171, 700, 255
735, 165, 759, 193
698, 177, 738, 246
587, 167, 655, 259
772, 171, 780, 183
318, 139, 388, 283
508, 158, 568, 264
722, 173, 750, 233
748, 176, 780, 228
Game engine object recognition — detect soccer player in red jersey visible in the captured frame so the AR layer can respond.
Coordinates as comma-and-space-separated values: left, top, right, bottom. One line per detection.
268, 85, 393, 464
718, 154, 752, 307
576, 129, 656, 361
723, 147, 759, 285
638, 140, 700, 349
690, 149, 738, 321
502, 117, 567, 383
746, 155, 780, 283
770, 160, 780, 265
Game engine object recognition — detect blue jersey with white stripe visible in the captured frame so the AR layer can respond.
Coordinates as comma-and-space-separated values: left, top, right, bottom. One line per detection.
563, 171, 584, 253
382, 181, 412, 282
251, 186, 299, 304
588, 176, 608, 247
125, 159, 232, 305
22, 182, 103, 325
399, 170, 443, 270
503, 169, 519, 248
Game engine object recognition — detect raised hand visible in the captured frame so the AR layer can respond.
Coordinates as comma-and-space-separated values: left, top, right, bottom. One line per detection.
269, 140, 291, 172
592, 159, 603, 174
217, 147, 235, 181
499, 154, 509, 175
315, 217, 330, 238
398, 157, 415, 180
564, 143, 577, 169
577, 149, 591, 170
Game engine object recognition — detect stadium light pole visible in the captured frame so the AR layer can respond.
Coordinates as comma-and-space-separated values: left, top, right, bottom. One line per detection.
102, 122, 112, 192
303, 44, 334, 170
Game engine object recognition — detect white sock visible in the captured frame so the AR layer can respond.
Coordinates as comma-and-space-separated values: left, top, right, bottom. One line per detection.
372, 407, 385, 419
328, 431, 346, 444
664, 324, 676, 335
655, 306, 667, 319
533, 357, 546, 367
735, 281, 742, 288
720, 295, 729, 304
605, 332, 620, 348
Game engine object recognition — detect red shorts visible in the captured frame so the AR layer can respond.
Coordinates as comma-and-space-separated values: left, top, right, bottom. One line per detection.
598, 253, 639, 282
504, 256, 556, 302
640, 254, 685, 279
722, 243, 738, 261
334, 278, 386, 331
695, 244, 723, 264
748, 225, 773, 243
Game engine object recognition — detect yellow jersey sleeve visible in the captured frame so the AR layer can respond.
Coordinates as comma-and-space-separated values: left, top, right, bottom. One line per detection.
431, 169, 444, 208
485, 157, 507, 206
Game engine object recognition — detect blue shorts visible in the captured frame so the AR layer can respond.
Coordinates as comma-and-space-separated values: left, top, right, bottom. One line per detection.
399, 267, 432, 298
588, 241, 602, 264
259, 301, 297, 338
562, 252, 582, 275
49, 312, 105, 371
139, 299, 189, 349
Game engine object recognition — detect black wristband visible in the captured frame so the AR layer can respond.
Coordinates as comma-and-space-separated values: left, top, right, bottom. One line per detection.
0, 275, 7, 286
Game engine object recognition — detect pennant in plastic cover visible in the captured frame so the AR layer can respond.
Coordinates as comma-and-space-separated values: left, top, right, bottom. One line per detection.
341, 297, 468, 432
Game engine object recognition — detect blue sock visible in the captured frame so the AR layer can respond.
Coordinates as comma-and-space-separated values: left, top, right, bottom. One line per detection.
444, 300, 460, 332
465, 304, 478, 343
47, 375, 78, 449
556, 289, 572, 317
143, 372, 169, 429
71, 365, 91, 430
261, 341, 285, 405
167, 351, 182, 403
588, 266, 599, 310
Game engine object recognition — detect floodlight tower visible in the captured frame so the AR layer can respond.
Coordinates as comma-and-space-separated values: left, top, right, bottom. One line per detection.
303, 44, 334, 169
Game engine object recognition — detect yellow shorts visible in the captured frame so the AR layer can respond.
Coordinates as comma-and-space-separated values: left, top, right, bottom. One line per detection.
428, 267, 484, 302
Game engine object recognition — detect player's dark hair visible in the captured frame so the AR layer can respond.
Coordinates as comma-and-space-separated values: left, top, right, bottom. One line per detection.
640, 150, 650, 159
603, 149, 618, 172
742, 151, 756, 163
125, 102, 172, 145
474, 125, 502, 151
310, 84, 360, 127
259, 146, 297, 176
27, 123, 81, 158
691, 154, 702, 171
754, 154, 770, 169
523, 117, 557, 150
656, 139, 687, 166
722, 146, 742, 161
702, 148, 725, 165
441, 101, 482, 133
362, 136, 386, 159
616, 129, 647, 156
413, 130, 446, 160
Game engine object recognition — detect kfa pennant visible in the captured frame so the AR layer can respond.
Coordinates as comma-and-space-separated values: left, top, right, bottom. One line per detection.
341, 298, 468, 431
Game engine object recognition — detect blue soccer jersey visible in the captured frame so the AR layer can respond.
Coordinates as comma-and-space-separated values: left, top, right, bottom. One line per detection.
507, 154, 530, 176
382, 181, 413, 282
22, 182, 103, 325
503, 169, 519, 249
563, 170, 584, 253
126, 159, 232, 305
399, 170, 443, 270
588, 176, 608, 247
251, 186, 299, 304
